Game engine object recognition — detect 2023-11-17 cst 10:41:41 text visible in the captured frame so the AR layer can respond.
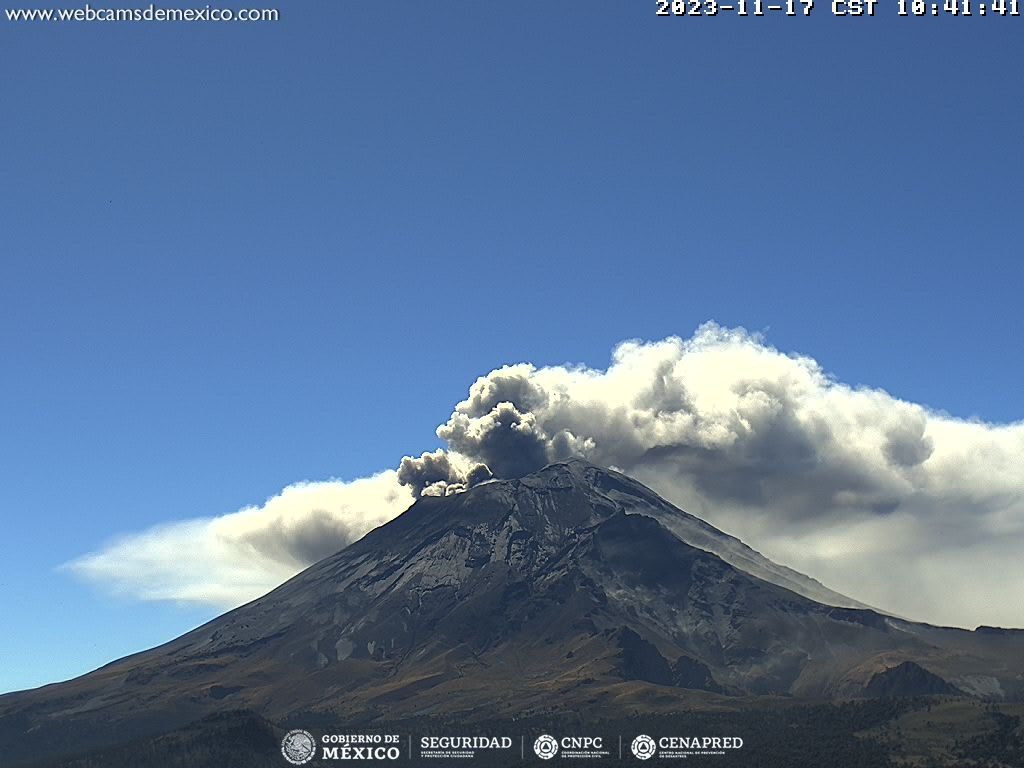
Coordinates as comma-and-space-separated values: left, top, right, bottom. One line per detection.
656, 0, 1019, 16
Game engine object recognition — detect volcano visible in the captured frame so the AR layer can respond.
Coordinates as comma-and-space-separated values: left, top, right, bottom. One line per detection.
3, 460, 1023, 766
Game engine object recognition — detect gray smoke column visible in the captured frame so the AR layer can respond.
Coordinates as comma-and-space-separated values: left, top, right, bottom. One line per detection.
405, 323, 952, 525
396, 449, 492, 496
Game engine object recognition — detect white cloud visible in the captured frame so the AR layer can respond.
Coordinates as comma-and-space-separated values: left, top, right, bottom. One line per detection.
65, 472, 413, 607
407, 322, 1024, 628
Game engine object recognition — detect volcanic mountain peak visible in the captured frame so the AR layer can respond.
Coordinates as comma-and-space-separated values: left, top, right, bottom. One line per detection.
414, 458, 867, 610
3, 459, 1024, 768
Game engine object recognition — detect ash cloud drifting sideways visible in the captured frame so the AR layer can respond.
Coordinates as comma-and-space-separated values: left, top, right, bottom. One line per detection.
65, 473, 413, 606
66, 323, 1024, 629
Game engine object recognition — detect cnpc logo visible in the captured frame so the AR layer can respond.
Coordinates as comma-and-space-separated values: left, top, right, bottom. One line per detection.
533, 734, 559, 759
533, 734, 605, 759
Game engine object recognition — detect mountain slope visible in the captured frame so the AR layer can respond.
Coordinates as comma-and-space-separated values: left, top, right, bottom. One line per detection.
2, 460, 1022, 766
577, 464, 870, 608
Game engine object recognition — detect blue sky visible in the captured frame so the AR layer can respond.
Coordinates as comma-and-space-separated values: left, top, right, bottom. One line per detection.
2, 3, 1022, 693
